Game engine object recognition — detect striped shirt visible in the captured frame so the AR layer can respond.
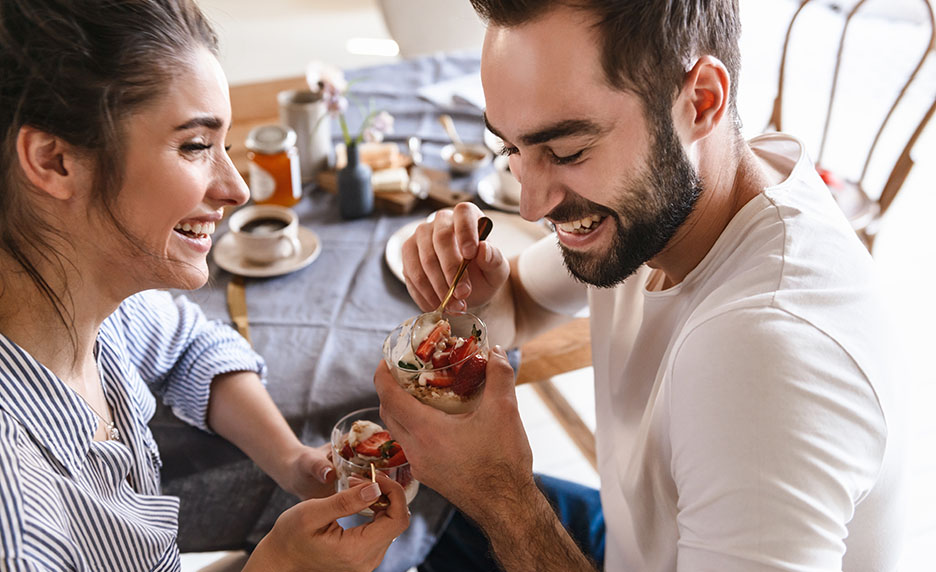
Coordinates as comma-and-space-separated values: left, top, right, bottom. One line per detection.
0, 290, 265, 571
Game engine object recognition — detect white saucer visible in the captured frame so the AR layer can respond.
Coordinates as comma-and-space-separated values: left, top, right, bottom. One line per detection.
385, 210, 552, 283
213, 225, 322, 278
477, 170, 521, 213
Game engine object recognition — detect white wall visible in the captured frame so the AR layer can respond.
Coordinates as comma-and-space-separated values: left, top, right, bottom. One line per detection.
196, 0, 397, 85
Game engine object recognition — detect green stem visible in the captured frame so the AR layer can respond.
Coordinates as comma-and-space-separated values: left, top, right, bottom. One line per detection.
339, 114, 351, 146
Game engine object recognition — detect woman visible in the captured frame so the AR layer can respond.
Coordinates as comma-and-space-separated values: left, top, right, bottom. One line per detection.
0, 0, 408, 570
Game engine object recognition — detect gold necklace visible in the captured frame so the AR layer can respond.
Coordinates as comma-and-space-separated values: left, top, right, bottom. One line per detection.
73, 389, 120, 442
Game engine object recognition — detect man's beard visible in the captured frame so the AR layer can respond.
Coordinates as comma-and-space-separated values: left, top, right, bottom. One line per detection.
555, 116, 703, 288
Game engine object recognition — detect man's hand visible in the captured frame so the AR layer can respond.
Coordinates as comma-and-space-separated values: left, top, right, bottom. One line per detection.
375, 347, 598, 572
402, 202, 510, 313
246, 473, 410, 572
374, 345, 535, 521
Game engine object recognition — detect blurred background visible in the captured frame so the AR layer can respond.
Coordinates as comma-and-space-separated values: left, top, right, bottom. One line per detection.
187, 0, 935, 569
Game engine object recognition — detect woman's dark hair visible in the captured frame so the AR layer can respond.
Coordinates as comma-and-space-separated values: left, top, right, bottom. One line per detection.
0, 0, 219, 334
469, 0, 742, 121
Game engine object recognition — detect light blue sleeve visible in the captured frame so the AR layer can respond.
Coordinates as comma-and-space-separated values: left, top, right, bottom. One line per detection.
112, 289, 267, 431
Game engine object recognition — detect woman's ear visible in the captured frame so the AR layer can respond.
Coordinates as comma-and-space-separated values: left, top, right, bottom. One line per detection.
15, 126, 89, 200
673, 55, 730, 144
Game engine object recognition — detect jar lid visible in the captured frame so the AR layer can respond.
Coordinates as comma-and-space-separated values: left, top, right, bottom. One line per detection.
245, 125, 297, 154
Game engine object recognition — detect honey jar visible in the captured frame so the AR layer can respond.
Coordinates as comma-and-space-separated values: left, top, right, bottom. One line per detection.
245, 125, 302, 207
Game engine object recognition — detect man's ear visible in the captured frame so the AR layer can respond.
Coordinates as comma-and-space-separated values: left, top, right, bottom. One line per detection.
16, 126, 88, 200
674, 55, 730, 143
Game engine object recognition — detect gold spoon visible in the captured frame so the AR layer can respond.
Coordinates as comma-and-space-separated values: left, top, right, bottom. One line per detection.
410, 216, 493, 349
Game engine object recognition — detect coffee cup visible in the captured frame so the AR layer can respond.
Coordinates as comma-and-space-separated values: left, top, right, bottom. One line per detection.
229, 205, 301, 265
494, 155, 521, 205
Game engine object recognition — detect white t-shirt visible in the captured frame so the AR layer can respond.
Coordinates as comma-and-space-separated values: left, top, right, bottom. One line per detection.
516, 133, 904, 571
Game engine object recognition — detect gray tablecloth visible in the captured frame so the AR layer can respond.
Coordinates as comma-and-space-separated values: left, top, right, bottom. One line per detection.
153, 53, 493, 571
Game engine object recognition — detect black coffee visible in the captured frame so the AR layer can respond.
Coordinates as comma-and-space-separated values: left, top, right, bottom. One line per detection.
240, 217, 289, 235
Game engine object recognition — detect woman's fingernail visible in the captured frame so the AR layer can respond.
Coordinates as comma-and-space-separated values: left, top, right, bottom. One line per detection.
361, 483, 381, 502
485, 245, 494, 264
320, 467, 333, 482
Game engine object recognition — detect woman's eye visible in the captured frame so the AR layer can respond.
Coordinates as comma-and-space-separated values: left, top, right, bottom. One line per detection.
224, 144, 232, 153
180, 142, 213, 153
551, 150, 584, 165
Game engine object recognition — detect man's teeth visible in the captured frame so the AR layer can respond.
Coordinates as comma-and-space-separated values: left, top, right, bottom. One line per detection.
173, 221, 216, 236
557, 215, 604, 233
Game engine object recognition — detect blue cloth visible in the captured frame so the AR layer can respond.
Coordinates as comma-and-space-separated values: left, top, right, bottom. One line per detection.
157, 53, 492, 571
0, 290, 264, 571
418, 475, 606, 572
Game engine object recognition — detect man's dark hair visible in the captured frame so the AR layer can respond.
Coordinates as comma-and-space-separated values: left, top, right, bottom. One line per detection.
469, 0, 742, 120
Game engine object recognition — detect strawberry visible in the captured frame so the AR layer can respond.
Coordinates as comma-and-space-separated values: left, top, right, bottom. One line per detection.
425, 369, 455, 387
354, 431, 391, 457
396, 465, 413, 488
383, 448, 408, 467
451, 354, 486, 396
449, 337, 479, 373
431, 349, 453, 369
415, 322, 451, 362
339, 442, 354, 460
376, 439, 408, 467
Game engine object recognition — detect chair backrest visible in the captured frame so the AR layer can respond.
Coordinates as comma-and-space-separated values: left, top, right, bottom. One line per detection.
766, 0, 935, 242
376, 0, 486, 59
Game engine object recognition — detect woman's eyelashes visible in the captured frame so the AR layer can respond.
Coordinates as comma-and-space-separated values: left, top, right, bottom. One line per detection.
180, 141, 213, 154
179, 141, 232, 156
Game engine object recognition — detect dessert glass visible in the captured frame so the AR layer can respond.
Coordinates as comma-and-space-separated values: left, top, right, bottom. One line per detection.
382, 312, 488, 414
330, 406, 418, 516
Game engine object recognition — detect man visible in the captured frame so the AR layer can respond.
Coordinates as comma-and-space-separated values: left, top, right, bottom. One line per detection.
374, 1, 904, 570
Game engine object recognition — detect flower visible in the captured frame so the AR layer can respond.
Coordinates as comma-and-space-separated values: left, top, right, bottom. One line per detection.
306, 61, 393, 147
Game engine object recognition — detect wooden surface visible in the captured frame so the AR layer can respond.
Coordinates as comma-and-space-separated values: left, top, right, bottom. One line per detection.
228, 76, 308, 180
516, 318, 591, 385
516, 318, 595, 468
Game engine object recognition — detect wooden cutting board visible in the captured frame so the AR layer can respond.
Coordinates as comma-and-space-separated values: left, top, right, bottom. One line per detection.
315, 166, 474, 214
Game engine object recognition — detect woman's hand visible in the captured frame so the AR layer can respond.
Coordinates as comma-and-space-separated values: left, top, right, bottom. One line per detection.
277, 442, 338, 500
246, 473, 410, 572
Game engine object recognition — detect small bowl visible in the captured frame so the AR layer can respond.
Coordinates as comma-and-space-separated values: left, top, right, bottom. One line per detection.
441, 143, 493, 175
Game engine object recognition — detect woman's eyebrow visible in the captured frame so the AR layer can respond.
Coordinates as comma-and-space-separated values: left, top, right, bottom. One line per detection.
174, 115, 224, 131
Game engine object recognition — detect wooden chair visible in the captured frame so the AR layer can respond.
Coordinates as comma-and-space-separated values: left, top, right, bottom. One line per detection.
766, 0, 936, 251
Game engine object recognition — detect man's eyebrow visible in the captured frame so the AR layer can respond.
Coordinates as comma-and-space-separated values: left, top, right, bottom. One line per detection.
174, 115, 225, 131
483, 113, 604, 147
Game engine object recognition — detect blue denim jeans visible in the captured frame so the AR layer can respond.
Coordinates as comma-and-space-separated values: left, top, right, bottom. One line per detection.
418, 474, 605, 572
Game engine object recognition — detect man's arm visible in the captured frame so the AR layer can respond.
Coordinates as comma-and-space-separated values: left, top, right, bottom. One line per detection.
374, 348, 596, 572
470, 476, 599, 572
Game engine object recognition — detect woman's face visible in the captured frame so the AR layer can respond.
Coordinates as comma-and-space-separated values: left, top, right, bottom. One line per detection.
101, 47, 248, 291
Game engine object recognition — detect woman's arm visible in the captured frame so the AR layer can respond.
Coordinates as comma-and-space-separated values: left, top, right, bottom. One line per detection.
207, 370, 335, 500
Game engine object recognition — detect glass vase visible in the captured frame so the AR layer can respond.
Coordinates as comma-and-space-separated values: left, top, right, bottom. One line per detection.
338, 142, 374, 219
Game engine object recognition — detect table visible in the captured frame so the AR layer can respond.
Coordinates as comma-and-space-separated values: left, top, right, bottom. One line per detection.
151, 53, 591, 571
